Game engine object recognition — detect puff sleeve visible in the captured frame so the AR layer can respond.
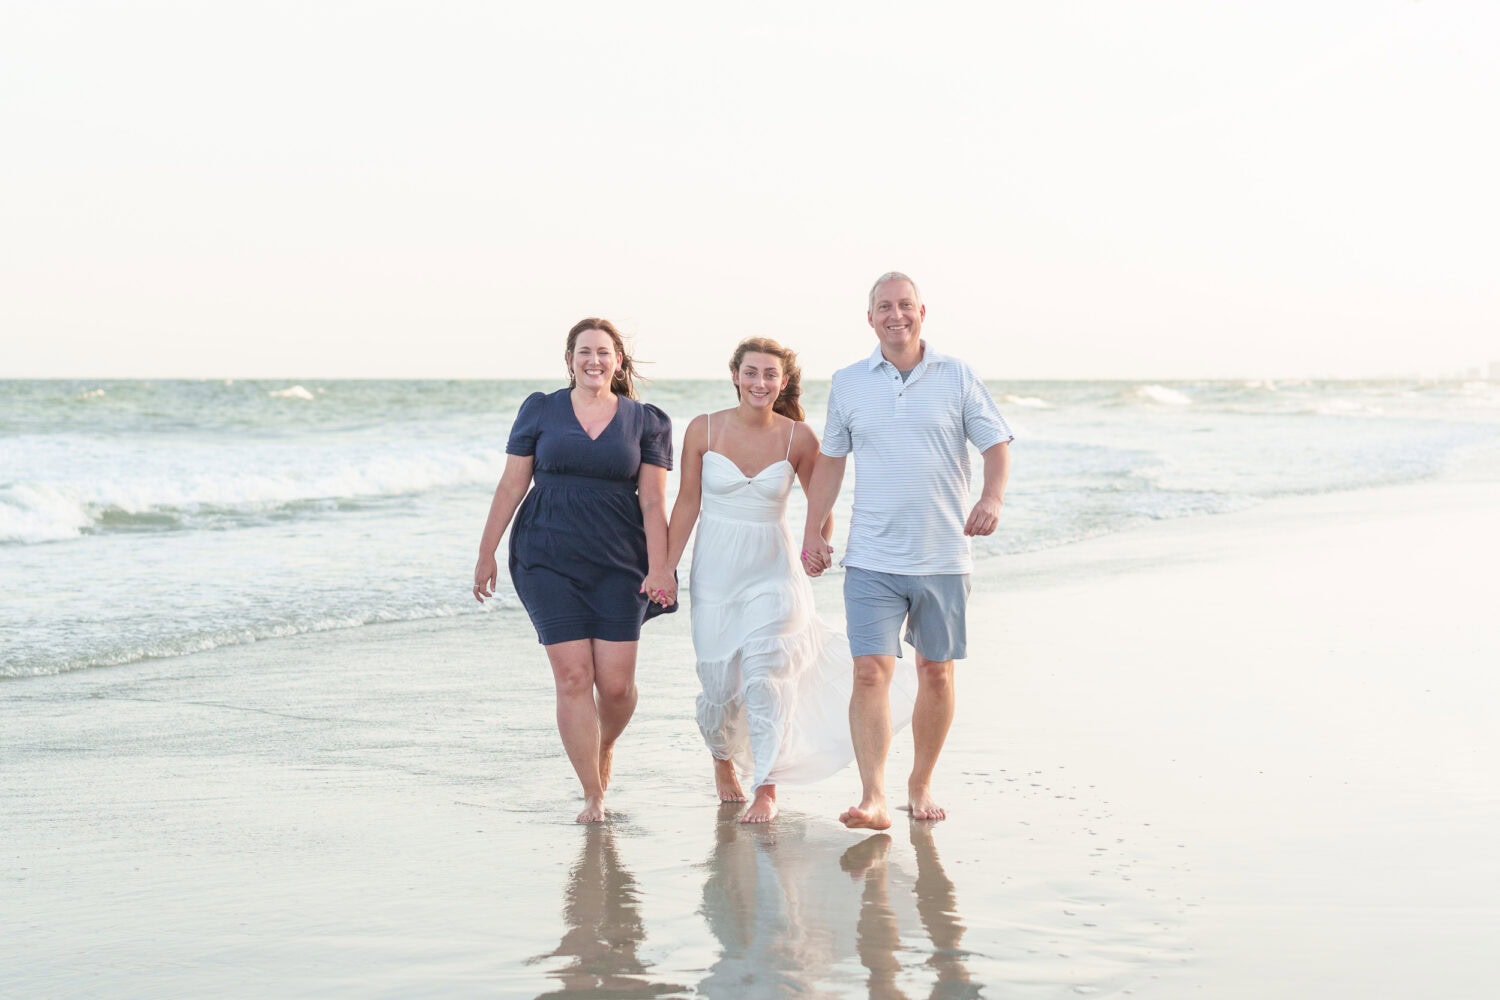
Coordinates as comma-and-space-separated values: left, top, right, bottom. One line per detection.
505, 391, 548, 457
639, 403, 674, 470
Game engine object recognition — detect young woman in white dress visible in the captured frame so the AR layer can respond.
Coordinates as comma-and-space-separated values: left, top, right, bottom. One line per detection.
655, 338, 915, 823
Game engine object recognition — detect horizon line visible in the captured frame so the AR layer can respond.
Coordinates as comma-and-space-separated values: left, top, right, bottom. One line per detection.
5, 372, 1497, 384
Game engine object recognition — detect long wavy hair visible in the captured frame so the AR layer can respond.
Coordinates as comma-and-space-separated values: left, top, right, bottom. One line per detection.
729, 337, 804, 421
566, 318, 640, 400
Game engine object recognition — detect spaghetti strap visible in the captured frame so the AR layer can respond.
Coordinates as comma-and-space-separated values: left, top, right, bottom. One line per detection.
784, 419, 795, 460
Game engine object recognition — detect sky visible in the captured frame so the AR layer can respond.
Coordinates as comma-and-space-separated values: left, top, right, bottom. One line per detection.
2, 0, 1496, 381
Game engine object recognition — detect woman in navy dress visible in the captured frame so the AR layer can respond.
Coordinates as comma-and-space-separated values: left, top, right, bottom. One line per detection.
473, 318, 676, 823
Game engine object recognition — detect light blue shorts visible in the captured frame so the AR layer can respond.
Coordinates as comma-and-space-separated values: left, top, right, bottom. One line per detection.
843, 567, 971, 661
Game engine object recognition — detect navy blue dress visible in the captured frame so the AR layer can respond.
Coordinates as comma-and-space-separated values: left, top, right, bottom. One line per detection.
506, 389, 677, 644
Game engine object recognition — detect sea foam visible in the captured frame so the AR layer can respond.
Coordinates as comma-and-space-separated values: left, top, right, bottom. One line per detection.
0, 447, 506, 544
1, 598, 519, 679
0, 483, 96, 544
1001, 393, 1052, 409
1128, 384, 1192, 406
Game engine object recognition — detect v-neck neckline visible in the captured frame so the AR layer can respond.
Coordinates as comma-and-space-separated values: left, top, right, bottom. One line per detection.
570, 392, 620, 442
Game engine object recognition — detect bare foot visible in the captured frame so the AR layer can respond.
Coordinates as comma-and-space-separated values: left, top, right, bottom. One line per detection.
840, 799, 892, 831
741, 785, 778, 823
575, 795, 606, 824
839, 833, 892, 877
714, 757, 747, 802
599, 743, 614, 792
907, 782, 946, 821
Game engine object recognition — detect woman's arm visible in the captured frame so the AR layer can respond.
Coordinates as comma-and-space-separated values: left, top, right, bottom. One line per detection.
473, 453, 535, 602
644, 414, 706, 606
664, 414, 708, 570
637, 461, 671, 606
791, 421, 834, 543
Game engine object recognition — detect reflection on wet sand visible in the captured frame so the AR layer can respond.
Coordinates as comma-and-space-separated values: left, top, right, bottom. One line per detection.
699, 806, 978, 998
533, 825, 687, 999
842, 827, 982, 999
909, 823, 982, 999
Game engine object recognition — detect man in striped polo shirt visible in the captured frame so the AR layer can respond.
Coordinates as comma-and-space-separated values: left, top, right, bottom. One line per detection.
801, 271, 1013, 829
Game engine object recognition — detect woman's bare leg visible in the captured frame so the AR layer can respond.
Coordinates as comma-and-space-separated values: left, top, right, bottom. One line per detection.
741, 783, 778, 823
545, 639, 608, 822
589, 639, 639, 795
713, 757, 747, 802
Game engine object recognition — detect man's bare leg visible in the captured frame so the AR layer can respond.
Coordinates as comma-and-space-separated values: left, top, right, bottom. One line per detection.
842, 654, 896, 830
590, 639, 639, 796
742, 783, 777, 823
839, 835, 902, 995
713, 757, 747, 802
545, 640, 607, 822
908, 654, 954, 821
910, 823, 975, 991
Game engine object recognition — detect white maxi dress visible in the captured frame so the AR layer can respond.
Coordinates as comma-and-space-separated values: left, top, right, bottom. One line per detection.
690, 418, 917, 792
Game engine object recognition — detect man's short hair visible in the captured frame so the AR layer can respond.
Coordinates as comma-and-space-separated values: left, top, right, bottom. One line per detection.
867, 271, 922, 312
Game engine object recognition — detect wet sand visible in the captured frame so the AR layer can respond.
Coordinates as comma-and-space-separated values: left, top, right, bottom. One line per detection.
3, 478, 1496, 998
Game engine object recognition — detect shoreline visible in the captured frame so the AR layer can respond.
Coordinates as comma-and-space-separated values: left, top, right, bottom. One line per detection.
0, 468, 1463, 685
3, 476, 1497, 997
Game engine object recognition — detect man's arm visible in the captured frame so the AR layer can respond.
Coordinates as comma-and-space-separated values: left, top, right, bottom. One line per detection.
800, 453, 847, 576
963, 441, 1010, 537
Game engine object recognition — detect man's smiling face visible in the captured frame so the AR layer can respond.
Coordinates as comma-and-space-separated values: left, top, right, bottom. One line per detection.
867, 278, 925, 355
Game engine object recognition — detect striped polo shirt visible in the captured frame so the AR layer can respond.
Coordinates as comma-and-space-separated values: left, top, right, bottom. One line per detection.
821, 342, 1013, 575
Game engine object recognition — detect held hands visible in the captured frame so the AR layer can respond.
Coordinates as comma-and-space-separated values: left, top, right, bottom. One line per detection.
964, 496, 1003, 537
641, 570, 677, 608
473, 553, 498, 603
800, 530, 834, 577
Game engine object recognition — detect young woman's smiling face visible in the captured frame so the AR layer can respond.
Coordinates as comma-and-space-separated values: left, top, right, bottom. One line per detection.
733, 351, 785, 409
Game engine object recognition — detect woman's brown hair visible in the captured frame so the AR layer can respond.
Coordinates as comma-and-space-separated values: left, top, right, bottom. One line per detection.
566, 318, 641, 400
729, 337, 804, 421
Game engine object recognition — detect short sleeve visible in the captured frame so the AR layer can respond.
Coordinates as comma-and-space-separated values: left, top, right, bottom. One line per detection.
820, 374, 853, 457
962, 368, 1014, 451
506, 391, 548, 457
640, 403, 674, 470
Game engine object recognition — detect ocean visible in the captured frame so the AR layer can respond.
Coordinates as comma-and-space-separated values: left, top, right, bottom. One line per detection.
4, 377, 1499, 680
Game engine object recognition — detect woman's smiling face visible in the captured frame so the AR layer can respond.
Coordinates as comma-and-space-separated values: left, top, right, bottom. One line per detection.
568, 328, 619, 391
733, 351, 785, 409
